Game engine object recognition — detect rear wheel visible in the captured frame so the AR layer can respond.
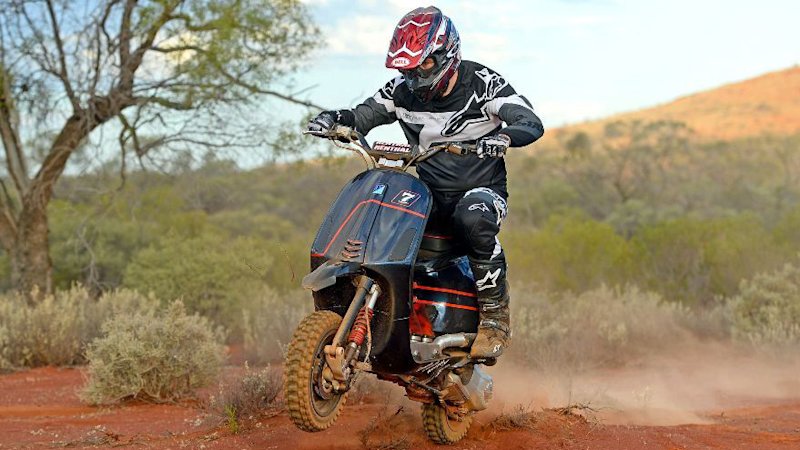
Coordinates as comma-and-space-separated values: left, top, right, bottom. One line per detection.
285, 310, 347, 431
422, 403, 473, 444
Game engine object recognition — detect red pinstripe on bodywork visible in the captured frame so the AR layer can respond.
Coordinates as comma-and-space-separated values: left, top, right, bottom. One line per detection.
311, 199, 425, 258
412, 282, 476, 298
412, 297, 479, 312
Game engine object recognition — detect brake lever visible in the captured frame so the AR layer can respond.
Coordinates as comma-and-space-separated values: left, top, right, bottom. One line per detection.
302, 126, 360, 144
302, 129, 332, 138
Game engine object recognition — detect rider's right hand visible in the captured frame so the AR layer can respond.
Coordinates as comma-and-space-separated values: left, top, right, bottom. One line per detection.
306, 111, 338, 136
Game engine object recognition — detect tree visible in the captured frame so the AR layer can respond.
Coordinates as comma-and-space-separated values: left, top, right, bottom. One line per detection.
0, 0, 320, 298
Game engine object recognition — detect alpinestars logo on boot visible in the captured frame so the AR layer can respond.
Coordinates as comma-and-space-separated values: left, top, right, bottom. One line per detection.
476, 268, 501, 291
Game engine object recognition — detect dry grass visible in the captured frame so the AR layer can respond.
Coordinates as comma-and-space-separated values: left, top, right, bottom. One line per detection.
0, 286, 159, 368
487, 404, 539, 432
510, 285, 698, 372
348, 373, 398, 405
486, 402, 598, 437
357, 405, 410, 450
208, 364, 283, 433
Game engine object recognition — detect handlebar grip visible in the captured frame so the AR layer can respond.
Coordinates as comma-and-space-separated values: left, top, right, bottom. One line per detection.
443, 143, 475, 155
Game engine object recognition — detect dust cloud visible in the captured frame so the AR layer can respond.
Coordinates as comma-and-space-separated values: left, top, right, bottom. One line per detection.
487, 342, 800, 426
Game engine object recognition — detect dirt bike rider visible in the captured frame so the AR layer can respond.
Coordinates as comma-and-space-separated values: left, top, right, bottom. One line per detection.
306, 6, 544, 359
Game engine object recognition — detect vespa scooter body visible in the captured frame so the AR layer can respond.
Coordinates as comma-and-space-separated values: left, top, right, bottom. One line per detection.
308, 168, 479, 374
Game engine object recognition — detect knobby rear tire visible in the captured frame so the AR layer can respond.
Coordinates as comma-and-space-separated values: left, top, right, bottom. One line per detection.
421, 403, 473, 444
284, 310, 347, 432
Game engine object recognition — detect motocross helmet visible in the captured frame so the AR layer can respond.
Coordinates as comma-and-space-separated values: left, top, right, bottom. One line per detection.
385, 6, 461, 102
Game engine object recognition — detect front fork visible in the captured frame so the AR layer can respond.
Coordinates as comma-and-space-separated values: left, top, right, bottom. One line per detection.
322, 276, 380, 391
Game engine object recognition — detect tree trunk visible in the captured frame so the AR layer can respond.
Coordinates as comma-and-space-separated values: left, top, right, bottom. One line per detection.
7, 113, 92, 299
10, 204, 52, 300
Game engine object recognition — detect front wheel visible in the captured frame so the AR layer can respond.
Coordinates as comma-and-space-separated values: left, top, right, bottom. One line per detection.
422, 403, 473, 444
285, 310, 347, 432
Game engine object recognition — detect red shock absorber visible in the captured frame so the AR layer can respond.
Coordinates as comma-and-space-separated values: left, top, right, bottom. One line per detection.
348, 307, 374, 346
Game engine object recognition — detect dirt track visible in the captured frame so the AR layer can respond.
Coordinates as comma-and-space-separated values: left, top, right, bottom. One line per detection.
1, 365, 799, 450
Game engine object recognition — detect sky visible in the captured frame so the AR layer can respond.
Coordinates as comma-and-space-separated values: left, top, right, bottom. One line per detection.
291, 0, 800, 143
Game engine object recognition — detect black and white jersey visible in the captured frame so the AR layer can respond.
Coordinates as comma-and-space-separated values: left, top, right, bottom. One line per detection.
349, 60, 544, 196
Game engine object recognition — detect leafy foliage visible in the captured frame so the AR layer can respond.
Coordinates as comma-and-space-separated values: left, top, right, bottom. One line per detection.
2, 123, 800, 360
123, 233, 273, 324
505, 212, 631, 292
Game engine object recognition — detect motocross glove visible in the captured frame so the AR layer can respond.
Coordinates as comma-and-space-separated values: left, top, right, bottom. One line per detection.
306, 109, 356, 136
476, 133, 512, 159
306, 111, 338, 136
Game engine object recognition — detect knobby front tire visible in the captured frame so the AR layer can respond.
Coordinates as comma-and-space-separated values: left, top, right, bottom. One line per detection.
284, 310, 347, 432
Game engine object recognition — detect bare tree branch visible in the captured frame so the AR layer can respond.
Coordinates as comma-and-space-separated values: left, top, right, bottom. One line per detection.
118, 0, 134, 72
29, 113, 89, 208
206, 58, 327, 110
134, 95, 192, 110
120, 1, 181, 92
0, 0, 322, 295
0, 62, 28, 194
44, 0, 79, 111
0, 178, 17, 251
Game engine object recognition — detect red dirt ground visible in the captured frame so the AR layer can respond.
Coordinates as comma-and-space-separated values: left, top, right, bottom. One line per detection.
1, 366, 799, 449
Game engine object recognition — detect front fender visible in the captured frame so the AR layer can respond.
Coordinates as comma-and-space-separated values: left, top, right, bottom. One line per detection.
301, 261, 361, 292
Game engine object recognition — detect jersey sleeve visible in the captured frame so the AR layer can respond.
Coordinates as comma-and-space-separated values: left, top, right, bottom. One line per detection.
486, 79, 545, 147
350, 76, 404, 134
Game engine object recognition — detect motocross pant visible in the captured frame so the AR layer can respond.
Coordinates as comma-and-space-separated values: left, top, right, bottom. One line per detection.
427, 186, 509, 306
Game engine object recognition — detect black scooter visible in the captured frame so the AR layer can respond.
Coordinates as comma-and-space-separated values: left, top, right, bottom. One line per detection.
284, 126, 494, 444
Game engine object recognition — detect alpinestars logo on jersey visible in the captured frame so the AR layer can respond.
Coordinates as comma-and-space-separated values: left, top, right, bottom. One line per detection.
378, 79, 395, 101
442, 68, 508, 137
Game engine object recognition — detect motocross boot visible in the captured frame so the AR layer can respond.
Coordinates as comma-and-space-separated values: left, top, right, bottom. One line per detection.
469, 258, 511, 359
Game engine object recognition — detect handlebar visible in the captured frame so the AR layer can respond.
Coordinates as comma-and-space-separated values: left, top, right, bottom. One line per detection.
304, 125, 476, 169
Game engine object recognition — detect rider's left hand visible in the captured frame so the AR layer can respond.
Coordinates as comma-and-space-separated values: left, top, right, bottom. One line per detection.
476, 133, 511, 159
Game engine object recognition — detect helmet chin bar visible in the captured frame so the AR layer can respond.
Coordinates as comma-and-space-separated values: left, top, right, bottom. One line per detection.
407, 61, 454, 102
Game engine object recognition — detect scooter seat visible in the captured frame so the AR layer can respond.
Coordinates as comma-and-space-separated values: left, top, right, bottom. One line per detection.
420, 234, 457, 253
417, 234, 466, 264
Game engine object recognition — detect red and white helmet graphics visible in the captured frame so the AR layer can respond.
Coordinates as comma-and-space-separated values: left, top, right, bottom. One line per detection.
385, 6, 461, 102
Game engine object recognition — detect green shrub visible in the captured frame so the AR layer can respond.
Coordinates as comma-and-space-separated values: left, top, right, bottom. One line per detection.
0, 286, 157, 367
511, 285, 696, 372
729, 262, 800, 345
82, 300, 225, 404
632, 215, 780, 305
505, 213, 631, 292
242, 289, 311, 364
123, 233, 274, 328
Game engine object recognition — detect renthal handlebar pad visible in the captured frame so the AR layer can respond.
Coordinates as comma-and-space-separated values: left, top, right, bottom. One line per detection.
371, 142, 417, 160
